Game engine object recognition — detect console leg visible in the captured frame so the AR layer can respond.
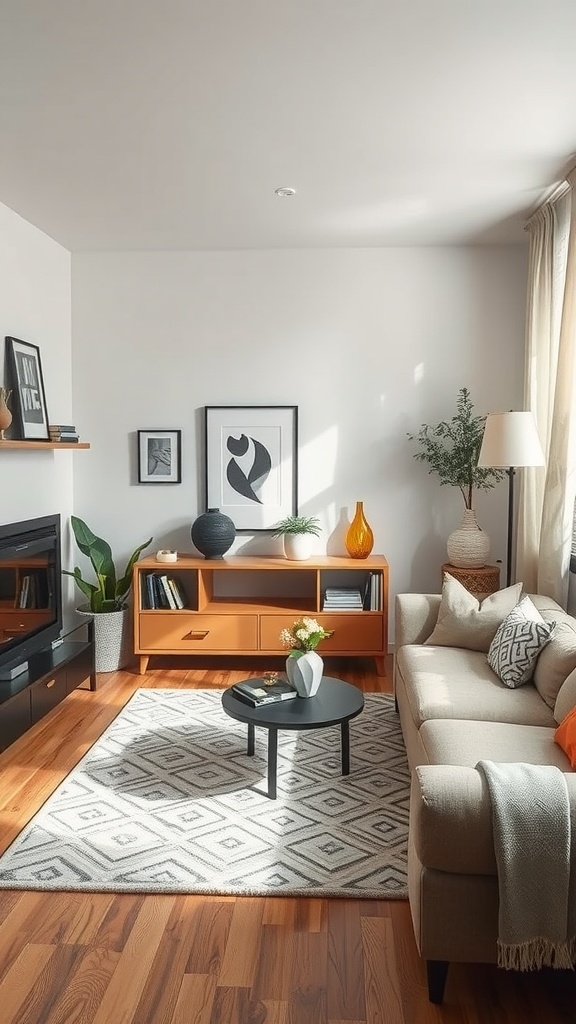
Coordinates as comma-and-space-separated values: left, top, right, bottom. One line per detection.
375, 656, 385, 676
139, 656, 150, 675
427, 960, 449, 1004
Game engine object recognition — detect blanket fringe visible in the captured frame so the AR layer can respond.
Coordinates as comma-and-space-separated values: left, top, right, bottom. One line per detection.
498, 937, 576, 972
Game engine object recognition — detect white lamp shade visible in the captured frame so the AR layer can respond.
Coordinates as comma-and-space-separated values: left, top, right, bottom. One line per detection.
478, 411, 545, 468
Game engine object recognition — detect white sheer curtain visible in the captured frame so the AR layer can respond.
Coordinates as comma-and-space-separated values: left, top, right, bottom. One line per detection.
517, 172, 576, 606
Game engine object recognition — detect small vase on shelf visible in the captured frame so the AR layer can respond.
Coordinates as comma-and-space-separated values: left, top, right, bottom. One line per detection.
345, 501, 374, 559
286, 650, 323, 698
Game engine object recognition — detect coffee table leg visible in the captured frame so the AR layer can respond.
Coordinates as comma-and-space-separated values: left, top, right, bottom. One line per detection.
247, 723, 255, 757
268, 727, 278, 799
341, 721, 350, 775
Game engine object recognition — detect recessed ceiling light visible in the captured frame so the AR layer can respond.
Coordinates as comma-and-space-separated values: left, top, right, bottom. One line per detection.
275, 186, 296, 197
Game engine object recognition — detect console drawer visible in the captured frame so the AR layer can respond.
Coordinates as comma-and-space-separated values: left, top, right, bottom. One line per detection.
139, 613, 258, 651
260, 613, 383, 652
30, 669, 68, 724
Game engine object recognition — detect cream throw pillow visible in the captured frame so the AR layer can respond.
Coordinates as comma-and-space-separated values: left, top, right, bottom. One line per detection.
424, 574, 523, 652
532, 612, 576, 709
554, 666, 576, 724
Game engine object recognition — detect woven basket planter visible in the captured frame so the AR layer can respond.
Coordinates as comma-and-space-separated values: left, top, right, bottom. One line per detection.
77, 605, 132, 673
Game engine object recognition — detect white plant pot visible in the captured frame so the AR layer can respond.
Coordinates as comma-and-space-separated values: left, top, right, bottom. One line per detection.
77, 605, 132, 673
283, 534, 313, 561
285, 650, 323, 697
446, 509, 491, 569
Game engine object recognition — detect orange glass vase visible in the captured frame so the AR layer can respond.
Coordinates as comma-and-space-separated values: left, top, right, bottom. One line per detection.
345, 501, 374, 559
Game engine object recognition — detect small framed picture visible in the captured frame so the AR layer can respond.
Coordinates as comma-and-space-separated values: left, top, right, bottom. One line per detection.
5, 337, 50, 440
138, 429, 182, 484
205, 406, 298, 530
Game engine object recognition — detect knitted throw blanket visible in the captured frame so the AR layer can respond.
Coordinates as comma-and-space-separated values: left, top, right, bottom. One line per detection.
476, 760, 576, 971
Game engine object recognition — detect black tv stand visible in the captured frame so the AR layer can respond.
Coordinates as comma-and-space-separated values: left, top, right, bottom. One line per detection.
0, 616, 95, 752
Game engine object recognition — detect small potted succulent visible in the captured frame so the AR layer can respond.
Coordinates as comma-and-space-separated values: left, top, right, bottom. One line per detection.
272, 515, 321, 561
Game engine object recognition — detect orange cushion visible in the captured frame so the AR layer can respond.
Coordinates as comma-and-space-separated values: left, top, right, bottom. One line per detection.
554, 705, 576, 769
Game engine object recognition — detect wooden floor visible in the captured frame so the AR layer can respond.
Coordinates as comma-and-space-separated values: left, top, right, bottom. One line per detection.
0, 655, 575, 1024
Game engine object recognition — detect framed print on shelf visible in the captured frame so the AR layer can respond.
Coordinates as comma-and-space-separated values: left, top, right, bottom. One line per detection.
205, 405, 298, 531
5, 337, 50, 440
138, 429, 182, 484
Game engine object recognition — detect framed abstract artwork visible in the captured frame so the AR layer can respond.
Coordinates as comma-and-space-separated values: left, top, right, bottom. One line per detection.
138, 429, 182, 483
5, 337, 50, 440
204, 406, 298, 530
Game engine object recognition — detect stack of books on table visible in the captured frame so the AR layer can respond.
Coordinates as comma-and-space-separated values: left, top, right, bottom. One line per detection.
49, 424, 79, 442
322, 587, 364, 610
232, 679, 298, 707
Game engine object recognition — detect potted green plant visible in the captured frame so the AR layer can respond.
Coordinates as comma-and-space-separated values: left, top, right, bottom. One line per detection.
63, 516, 152, 671
408, 388, 505, 567
272, 515, 321, 561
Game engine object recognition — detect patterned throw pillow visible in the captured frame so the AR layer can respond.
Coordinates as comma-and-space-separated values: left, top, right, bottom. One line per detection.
487, 595, 556, 689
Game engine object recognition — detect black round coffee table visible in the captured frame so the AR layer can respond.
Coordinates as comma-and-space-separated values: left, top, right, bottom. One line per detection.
221, 676, 364, 799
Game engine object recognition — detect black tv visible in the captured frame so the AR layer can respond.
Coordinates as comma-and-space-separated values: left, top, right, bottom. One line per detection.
0, 514, 62, 680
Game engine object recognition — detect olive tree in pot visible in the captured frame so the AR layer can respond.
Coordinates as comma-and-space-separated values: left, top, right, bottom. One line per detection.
407, 388, 505, 568
63, 516, 152, 672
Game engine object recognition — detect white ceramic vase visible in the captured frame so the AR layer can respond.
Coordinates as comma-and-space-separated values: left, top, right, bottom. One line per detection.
285, 650, 323, 697
446, 509, 490, 569
283, 534, 313, 561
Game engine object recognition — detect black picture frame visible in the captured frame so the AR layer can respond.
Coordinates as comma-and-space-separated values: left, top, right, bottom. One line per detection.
5, 337, 50, 440
204, 405, 298, 531
138, 429, 182, 483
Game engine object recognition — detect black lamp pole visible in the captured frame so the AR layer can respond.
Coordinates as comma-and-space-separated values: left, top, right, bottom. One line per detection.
505, 467, 515, 588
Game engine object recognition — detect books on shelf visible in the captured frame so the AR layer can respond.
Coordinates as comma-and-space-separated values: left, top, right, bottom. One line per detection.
322, 587, 364, 610
49, 424, 79, 442
141, 572, 187, 610
232, 679, 298, 707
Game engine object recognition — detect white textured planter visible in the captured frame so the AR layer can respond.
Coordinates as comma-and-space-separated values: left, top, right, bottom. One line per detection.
283, 534, 313, 561
77, 605, 132, 673
447, 509, 490, 569
286, 650, 323, 697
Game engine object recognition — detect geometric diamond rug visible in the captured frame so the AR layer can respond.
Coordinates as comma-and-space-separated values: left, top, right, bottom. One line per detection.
0, 688, 409, 898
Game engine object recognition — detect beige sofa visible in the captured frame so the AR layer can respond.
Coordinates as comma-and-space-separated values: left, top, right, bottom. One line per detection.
394, 589, 576, 1003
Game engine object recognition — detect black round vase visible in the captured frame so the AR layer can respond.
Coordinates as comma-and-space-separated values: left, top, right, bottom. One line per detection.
191, 508, 236, 559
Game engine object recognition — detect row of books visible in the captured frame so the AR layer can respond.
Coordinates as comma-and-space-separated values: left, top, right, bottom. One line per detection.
321, 573, 382, 612
142, 572, 187, 610
49, 423, 80, 442
232, 678, 297, 707
18, 571, 49, 609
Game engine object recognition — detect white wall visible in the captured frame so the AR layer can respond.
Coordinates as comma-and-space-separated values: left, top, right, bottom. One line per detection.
0, 202, 73, 542
71, 246, 527, 633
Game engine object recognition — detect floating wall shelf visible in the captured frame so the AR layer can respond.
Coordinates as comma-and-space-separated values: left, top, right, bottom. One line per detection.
0, 441, 90, 450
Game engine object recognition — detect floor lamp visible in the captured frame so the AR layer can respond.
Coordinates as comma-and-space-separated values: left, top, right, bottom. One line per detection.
477, 411, 545, 587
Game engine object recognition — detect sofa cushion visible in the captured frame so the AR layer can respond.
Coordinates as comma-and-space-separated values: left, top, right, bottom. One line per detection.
487, 596, 555, 688
424, 574, 522, 652
555, 667, 576, 724
554, 706, 576, 769
533, 614, 576, 709
419, 719, 571, 771
396, 645, 555, 730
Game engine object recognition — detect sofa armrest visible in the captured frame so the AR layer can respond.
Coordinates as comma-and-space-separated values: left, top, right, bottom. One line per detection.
411, 765, 496, 875
412, 764, 576, 876
395, 593, 441, 648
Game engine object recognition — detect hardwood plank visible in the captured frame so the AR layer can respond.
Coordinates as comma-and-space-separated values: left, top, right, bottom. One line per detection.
287, 930, 328, 1024
386, 901, 443, 1024
90, 895, 175, 1024
361, 916, 403, 1024
44, 946, 120, 1024
169, 974, 217, 1024
91, 895, 146, 952
218, 897, 265, 987
184, 899, 234, 975
327, 900, 366, 1021
210, 985, 267, 1024
11, 944, 83, 1024
62, 894, 115, 946
0, 943, 55, 1024
251, 924, 294, 1002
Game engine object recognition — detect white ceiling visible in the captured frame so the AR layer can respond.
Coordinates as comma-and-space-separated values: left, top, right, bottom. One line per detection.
0, 0, 575, 251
